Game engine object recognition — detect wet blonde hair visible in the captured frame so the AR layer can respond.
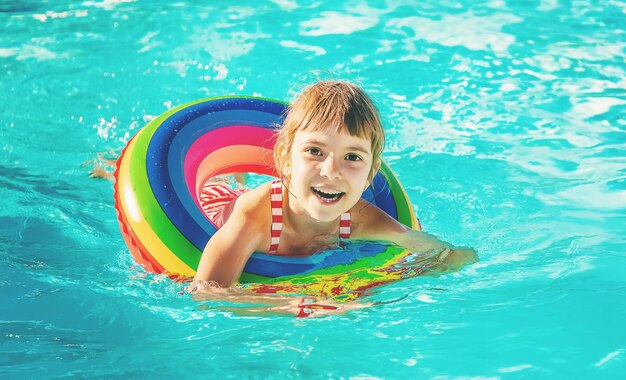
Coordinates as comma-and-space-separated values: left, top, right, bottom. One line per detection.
274, 80, 385, 182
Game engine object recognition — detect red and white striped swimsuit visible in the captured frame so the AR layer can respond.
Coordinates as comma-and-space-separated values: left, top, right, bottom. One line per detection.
200, 182, 247, 228
200, 180, 351, 254
268, 180, 351, 254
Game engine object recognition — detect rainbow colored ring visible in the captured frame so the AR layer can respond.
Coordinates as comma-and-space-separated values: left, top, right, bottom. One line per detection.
113, 96, 419, 281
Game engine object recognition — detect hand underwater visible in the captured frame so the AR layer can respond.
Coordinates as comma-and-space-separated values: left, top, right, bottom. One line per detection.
437, 247, 478, 272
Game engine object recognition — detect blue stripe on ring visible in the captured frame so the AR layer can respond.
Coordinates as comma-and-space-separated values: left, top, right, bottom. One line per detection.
370, 172, 398, 220
243, 242, 389, 276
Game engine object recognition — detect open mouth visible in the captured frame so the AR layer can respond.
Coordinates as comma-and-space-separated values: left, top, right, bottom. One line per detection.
311, 187, 345, 203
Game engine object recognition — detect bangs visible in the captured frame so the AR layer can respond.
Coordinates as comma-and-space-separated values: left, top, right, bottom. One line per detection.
297, 111, 375, 141
291, 85, 381, 143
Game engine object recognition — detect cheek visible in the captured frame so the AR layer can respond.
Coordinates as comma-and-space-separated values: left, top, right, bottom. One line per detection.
287, 156, 299, 176
284, 151, 301, 177
347, 164, 371, 179
290, 154, 314, 173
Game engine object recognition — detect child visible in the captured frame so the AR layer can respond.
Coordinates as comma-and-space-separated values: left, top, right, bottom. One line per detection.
193, 80, 477, 289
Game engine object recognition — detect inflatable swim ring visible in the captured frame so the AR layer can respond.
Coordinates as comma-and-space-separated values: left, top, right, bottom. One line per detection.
113, 96, 420, 285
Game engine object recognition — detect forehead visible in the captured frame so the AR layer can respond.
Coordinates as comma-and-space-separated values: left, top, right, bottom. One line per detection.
293, 130, 372, 152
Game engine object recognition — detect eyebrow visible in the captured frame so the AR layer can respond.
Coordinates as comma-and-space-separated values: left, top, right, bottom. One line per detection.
302, 138, 371, 155
346, 146, 371, 155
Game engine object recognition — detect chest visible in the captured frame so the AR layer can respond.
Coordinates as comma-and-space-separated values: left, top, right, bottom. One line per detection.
273, 226, 342, 256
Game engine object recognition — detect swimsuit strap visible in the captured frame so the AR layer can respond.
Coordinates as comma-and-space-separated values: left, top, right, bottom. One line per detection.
339, 211, 351, 239
268, 180, 283, 254
267, 180, 351, 254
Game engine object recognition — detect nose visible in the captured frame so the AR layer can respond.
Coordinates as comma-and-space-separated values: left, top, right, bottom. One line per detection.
320, 155, 342, 180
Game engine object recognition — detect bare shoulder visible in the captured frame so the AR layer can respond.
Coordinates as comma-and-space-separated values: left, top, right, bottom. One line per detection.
234, 182, 271, 211
350, 199, 409, 240
229, 182, 272, 226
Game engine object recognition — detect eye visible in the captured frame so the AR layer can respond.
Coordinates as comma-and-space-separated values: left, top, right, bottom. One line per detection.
345, 153, 362, 162
306, 147, 323, 156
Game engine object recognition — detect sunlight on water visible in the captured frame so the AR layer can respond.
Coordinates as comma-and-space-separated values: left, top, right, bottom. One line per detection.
1, 0, 625, 378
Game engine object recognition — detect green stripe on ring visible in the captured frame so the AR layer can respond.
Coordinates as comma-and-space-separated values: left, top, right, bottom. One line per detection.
378, 160, 416, 229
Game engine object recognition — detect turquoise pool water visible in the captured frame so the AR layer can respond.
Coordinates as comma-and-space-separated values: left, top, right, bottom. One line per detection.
2, 0, 625, 378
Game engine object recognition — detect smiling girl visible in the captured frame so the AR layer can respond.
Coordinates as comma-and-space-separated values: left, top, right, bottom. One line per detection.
193, 80, 477, 288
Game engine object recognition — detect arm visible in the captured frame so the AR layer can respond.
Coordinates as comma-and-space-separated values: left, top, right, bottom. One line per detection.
354, 201, 478, 272
194, 195, 265, 287
391, 229, 478, 272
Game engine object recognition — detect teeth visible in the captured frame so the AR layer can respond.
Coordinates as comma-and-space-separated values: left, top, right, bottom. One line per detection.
312, 187, 344, 200
313, 187, 342, 195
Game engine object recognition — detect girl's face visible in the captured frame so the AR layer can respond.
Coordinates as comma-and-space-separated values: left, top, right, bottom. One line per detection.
287, 128, 375, 223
